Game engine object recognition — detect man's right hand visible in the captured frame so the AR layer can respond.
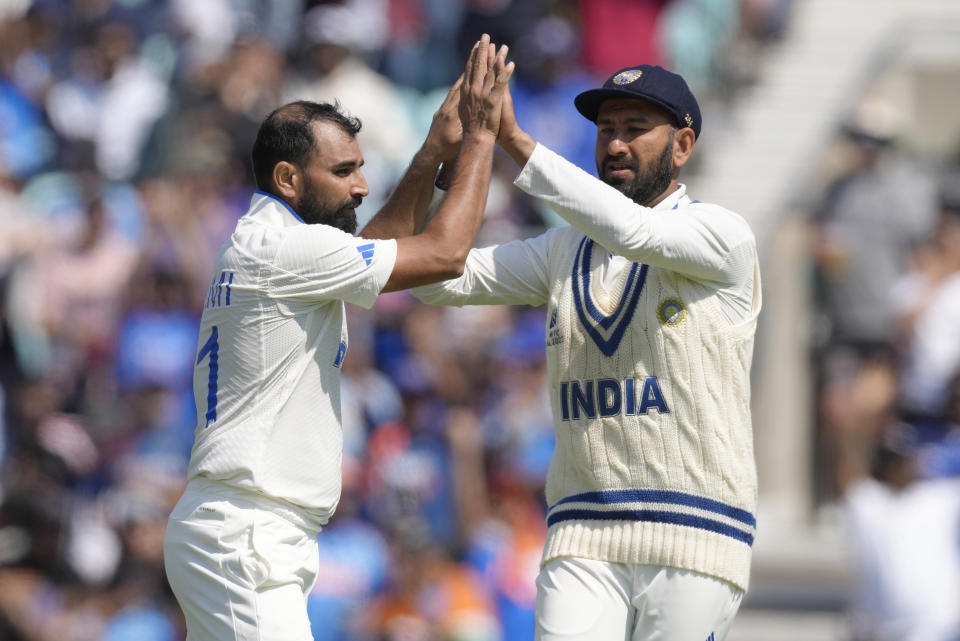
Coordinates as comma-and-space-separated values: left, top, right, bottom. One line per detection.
496, 76, 520, 146
495, 78, 537, 168
458, 34, 513, 140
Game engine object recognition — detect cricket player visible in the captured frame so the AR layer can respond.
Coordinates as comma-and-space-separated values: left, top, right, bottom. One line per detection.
412, 64, 762, 640
163, 36, 513, 641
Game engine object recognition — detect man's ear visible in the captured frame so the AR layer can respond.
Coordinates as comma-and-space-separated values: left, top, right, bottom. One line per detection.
672, 128, 696, 170
272, 161, 300, 200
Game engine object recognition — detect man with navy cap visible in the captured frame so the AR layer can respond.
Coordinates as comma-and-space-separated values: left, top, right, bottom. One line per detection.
413, 64, 761, 640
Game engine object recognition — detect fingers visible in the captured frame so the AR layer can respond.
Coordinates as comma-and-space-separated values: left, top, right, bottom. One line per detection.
463, 40, 477, 88
459, 34, 514, 137
491, 45, 513, 95
483, 43, 508, 93
440, 74, 463, 109
448, 74, 464, 99
440, 74, 463, 111
465, 33, 490, 89
502, 75, 515, 107
494, 71, 517, 143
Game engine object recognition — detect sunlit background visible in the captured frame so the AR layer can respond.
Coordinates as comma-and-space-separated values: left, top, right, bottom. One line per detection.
2, 1, 960, 640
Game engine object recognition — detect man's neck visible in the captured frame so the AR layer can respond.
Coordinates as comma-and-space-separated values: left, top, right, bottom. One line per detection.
644, 180, 681, 208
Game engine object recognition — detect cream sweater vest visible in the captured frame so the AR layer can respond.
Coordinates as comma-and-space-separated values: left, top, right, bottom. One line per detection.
543, 236, 759, 591
412, 144, 761, 591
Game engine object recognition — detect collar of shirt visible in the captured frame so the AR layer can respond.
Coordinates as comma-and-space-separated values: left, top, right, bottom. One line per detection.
248, 190, 307, 227
654, 183, 690, 211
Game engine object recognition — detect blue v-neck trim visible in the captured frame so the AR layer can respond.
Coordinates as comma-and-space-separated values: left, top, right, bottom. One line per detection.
572, 238, 648, 357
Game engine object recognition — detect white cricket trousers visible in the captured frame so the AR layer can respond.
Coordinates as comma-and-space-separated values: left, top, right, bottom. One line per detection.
163, 479, 321, 641
535, 557, 744, 641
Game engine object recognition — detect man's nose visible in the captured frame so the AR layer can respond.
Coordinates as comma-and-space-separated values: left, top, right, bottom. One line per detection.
353, 173, 369, 197
606, 136, 629, 156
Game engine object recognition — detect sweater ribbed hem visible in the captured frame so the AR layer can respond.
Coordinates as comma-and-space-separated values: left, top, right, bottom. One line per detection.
541, 519, 752, 591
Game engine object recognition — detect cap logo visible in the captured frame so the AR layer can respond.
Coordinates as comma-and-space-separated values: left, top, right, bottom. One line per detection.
612, 70, 643, 85
684, 113, 693, 128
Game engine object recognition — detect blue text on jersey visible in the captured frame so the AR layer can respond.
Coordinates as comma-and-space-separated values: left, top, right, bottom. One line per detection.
559, 376, 669, 420
196, 326, 219, 427
333, 340, 347, 368
206, 271, 234, 308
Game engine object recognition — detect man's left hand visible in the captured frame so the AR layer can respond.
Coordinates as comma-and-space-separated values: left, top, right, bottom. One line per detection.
424, 75, 464, 162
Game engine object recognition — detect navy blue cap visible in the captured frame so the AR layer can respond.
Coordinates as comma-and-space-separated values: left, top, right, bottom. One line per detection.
575, 64, 702, 138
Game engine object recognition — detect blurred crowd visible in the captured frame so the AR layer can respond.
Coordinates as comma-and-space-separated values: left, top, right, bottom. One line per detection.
0, 0, 789, 640
810, 96, 960, 640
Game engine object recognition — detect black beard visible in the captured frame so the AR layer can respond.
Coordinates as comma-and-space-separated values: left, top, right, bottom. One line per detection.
325, 203, 359, 234
297, 184, 360, 234
599, 135, 675, 206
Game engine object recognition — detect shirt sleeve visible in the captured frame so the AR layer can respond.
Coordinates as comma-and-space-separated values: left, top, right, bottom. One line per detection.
411, 229, 556, 307
514, 143, 757, 286
266, 224, 397, 309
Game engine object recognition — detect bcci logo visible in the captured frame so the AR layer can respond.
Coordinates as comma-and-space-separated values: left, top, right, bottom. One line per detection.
657, 297, 686, 327
612, 69, 643, 85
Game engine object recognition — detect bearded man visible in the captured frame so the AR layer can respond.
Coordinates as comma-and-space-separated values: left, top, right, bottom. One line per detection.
163, 36, 514, 641
412, 64, 762, 641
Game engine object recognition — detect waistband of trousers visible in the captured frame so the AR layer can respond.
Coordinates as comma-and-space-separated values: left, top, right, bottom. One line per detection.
185, 477, 320, 535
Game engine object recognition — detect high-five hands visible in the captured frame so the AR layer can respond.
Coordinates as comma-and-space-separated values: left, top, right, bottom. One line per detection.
459, 34, 514, 140
424, 75, 464, 163
491, 53, 537, 168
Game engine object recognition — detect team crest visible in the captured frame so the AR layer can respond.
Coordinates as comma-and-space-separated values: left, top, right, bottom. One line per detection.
612, 69, 642, 85
657, 297, 686, 327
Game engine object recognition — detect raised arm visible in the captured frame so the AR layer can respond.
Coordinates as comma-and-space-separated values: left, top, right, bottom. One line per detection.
495, 82, 753, 285
381, 34, 514, 293
360, 76, 463, 240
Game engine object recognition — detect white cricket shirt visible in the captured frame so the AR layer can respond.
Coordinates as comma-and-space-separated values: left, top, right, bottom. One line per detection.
186, 191, 397, 530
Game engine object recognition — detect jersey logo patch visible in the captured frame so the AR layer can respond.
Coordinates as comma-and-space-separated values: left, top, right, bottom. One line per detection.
657, 297, 686, 327
356, 243, 375, 266
572, 238, 648, 356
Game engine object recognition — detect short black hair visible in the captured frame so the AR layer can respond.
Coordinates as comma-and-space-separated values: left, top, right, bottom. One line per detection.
251, 101, 362, 191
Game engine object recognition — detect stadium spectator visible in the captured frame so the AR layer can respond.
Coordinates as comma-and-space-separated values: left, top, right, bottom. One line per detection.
891, 179, 960, 420
813, 97, 938, 360
811, 96, 939, 500
829, 407, 960, 641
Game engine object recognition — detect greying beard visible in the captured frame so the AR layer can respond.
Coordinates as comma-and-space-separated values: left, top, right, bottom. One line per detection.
601, 133, 675, 206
